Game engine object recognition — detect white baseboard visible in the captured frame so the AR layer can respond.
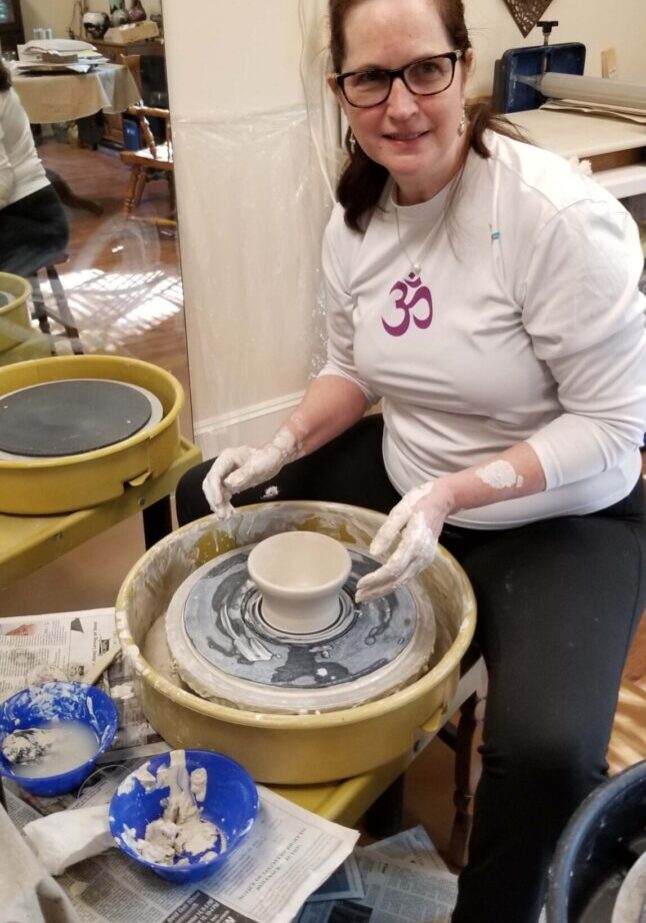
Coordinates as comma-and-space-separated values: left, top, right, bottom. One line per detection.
193, 391, 305, 459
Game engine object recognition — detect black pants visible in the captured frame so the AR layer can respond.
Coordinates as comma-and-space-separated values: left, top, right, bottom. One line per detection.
0, 186, 69, 278
176, 415, 646, 923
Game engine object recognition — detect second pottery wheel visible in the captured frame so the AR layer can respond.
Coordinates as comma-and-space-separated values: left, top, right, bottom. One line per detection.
0, 379, 162, 459
0, 355, 184, 514
166, 541, 436, 713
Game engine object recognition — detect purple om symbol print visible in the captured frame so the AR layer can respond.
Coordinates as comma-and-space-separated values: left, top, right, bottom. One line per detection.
382, 271, 433, 337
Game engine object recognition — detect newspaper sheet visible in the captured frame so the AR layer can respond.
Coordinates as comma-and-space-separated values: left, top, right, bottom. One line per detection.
6, 783, 358, 923
294, 828, 458, 923
361, 825, 449, 873
355, 851, 457, 923
295, 900, 372, 922
0, 607, 119, 700
305, 854, 365, 904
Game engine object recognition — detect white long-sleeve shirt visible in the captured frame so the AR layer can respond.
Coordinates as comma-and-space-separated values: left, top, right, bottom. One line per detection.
0, 87, 49, 209
319, 130, 646, 528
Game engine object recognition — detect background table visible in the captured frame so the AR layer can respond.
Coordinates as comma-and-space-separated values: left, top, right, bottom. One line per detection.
11, 63, 140, 125
10, 63, 142, 215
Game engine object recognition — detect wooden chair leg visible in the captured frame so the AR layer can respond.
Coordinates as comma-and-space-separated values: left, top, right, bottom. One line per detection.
133, 170, 148, 208
124, 167, 141, 215
447, 674, 487, 869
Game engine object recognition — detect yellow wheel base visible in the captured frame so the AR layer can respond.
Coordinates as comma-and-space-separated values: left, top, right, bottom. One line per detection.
0, 355, 184, 515
0, 272, 32, 353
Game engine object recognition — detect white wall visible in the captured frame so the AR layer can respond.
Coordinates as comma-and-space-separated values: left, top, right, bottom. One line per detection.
19, 0, 162, 41
466, 0, 646, 96
164, 1, 313, 118
20, 0, 75, 39
163, 0, 646, 454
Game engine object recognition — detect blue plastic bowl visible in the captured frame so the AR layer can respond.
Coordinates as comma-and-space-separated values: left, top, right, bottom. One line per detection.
0, 681, 118, 797
109, 749, 259, 882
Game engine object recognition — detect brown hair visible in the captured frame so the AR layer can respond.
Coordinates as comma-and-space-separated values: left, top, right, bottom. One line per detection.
329, 0, 520, 230
0, 59, 12, 92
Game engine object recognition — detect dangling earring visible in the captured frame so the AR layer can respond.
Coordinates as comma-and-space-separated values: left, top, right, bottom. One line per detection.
458, 106, 467, 136
349, 130, 356, 155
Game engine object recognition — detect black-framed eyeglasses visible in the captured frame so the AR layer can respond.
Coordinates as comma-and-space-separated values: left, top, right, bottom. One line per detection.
335, 50, 464, 108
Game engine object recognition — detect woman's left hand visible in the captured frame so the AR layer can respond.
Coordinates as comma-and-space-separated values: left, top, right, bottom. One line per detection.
354, 479, 453, 603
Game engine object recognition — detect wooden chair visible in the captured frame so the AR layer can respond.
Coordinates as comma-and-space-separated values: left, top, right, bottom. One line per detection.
363, 646, 487, 870
441, 663, 646, 868
438, 647, 487, 868
119, 54, 176, 231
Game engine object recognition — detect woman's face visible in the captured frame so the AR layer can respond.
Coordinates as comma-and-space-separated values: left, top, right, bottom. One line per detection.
331, 0, 471, 205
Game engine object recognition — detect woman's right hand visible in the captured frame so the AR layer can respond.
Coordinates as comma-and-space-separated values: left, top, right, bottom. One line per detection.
201, 377, 368, 520
202, 427, 300, 519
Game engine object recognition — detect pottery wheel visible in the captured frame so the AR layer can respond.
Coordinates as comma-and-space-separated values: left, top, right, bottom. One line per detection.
166, 543, 436, 713
0, 379, 163, 458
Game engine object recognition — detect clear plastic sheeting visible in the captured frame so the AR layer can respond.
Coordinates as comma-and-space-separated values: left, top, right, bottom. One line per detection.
173, 105, 335, 457
297, 0, 342, 200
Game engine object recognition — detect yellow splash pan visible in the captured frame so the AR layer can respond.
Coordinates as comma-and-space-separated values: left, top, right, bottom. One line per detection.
116, 501, 476, 785
0, 355, 183, 515
0, 272, 32, 352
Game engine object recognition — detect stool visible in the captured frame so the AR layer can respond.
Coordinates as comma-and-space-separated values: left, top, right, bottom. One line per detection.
439, 646, 487, 868
363, 647, 487, 870
29, 254, 83, 355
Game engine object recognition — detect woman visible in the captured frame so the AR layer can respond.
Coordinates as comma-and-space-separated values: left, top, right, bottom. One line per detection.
0, 59, 69, 278
176, 0, 646, 919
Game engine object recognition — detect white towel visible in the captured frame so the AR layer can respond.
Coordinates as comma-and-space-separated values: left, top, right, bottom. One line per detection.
23, 802, 114, 876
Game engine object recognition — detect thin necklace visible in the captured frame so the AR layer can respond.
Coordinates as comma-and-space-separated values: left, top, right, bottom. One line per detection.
394, 201, 444, 276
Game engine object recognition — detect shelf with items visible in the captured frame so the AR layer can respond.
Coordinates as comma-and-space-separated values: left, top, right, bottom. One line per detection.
90, 37, 164, 63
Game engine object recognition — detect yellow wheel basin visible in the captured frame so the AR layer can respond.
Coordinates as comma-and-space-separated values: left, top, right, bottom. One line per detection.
0, 273, 32, 352
116, 501, 476, 785
0, 355, 183, 515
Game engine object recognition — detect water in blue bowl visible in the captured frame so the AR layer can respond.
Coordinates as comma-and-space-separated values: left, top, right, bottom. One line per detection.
0, 681, 118, 797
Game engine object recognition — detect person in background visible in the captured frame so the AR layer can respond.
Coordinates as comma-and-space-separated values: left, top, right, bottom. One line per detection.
0, 58, 68, 278
175, 1, 646, 919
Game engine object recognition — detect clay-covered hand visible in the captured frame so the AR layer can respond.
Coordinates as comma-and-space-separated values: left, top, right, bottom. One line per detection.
202, 427, 300, 519
354, 480, 452, 603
